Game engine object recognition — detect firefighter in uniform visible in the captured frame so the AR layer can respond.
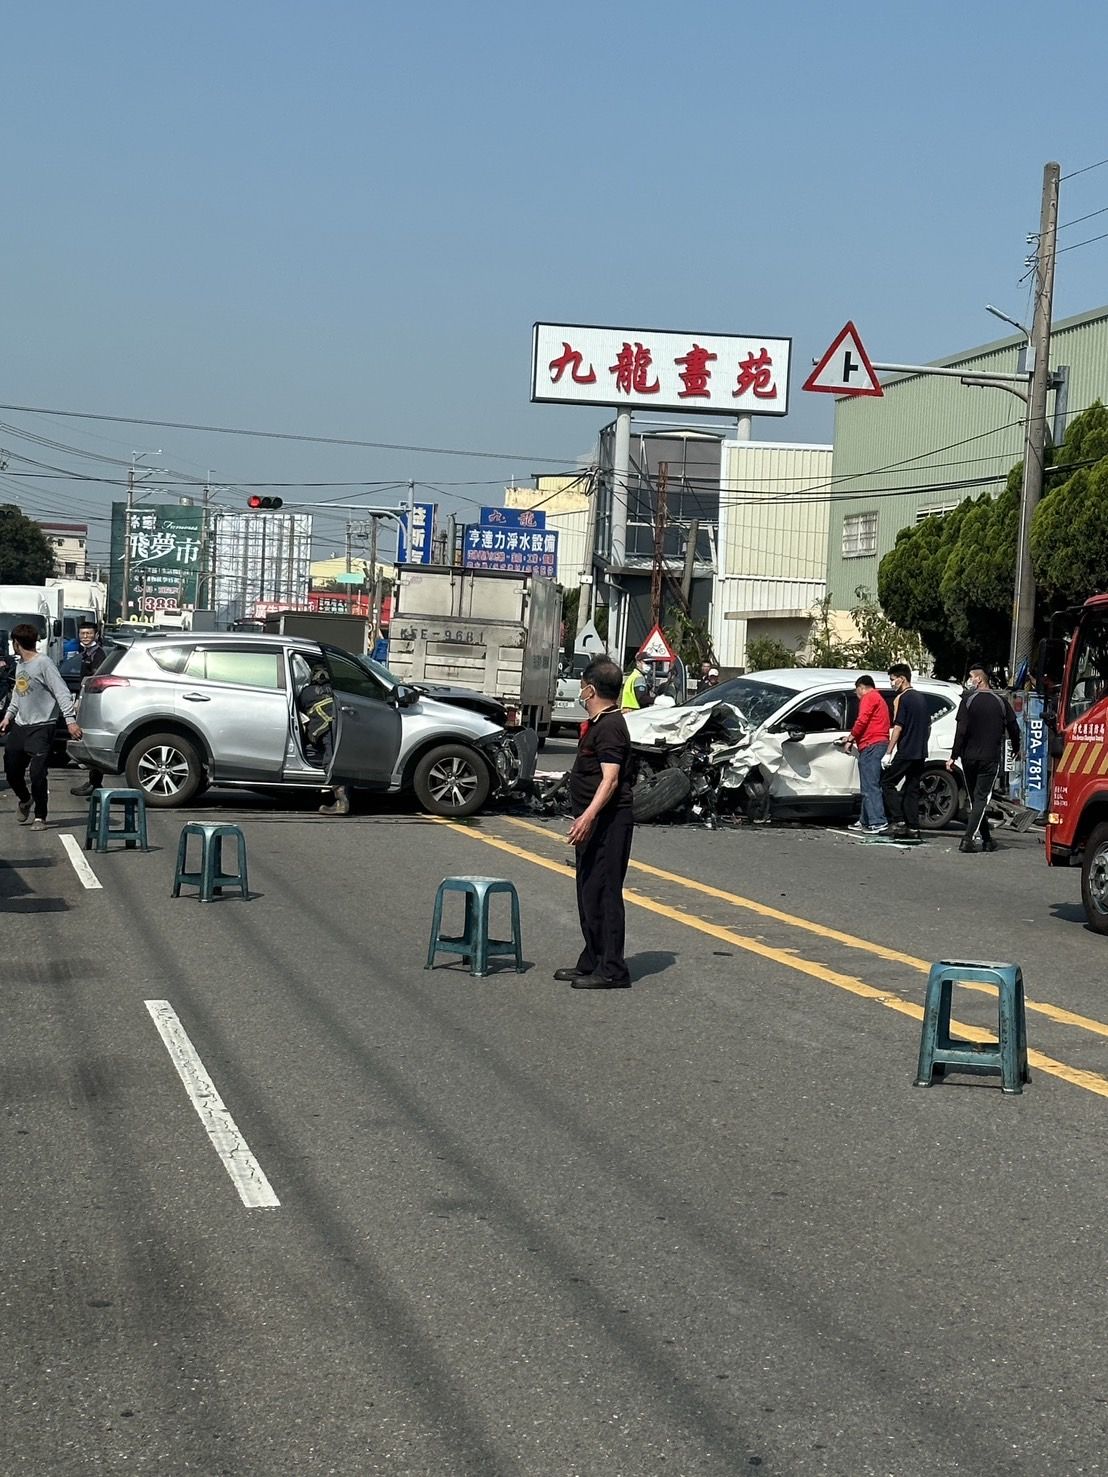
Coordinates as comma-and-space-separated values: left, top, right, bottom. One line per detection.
296, 665, 351, 816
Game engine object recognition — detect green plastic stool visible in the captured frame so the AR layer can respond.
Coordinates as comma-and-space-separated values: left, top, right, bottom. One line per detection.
426, 876, 524, 977
85, 788, 149, 852
915, 958, 1030, 1094
172, 823, 250, 903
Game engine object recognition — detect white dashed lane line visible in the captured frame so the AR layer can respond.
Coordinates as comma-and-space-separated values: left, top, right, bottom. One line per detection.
145, 999, 281, 1210
58, 832, 103, 890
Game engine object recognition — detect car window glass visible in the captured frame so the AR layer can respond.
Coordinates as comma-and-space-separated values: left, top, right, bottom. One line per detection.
148, 645, 192, 675
289, 651, 314, 695
185, 648, 284, 689
790, 691, 848, 731
326, 649, 384, 700
922, 692, 953, 720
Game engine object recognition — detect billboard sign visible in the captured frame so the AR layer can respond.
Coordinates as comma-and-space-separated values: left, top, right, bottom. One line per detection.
109, 502, 205, 618
531, 321, 792, 416
479, 506, 546, 529
463, 524, 558, 578
397, 502, 436, 564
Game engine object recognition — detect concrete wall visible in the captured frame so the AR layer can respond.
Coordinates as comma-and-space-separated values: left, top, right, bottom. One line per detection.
710, 440, 832, 668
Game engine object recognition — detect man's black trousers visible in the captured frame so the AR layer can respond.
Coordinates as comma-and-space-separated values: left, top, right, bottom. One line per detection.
882, 755, 925, 830
3, 721, 54, 820
962, 757, 1001, 843
575, 807, 634, 984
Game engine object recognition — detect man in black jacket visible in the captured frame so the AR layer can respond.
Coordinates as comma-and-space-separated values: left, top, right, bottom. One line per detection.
947, 663, 1020, 853
70, 624, 108, 797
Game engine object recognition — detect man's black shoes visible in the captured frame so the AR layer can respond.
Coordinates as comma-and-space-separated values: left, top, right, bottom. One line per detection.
554, 966, 631, 987
959, 839, 978, 853
981, 838, 999, 852
70, 781, 94, 797
571, 973, 631, 989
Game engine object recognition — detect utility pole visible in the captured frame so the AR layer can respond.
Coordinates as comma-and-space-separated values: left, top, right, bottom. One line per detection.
345, 519, 353, 574
680, 518, 701, 606
120, 461, 136, 621
575, 464, 601, 643
367, 515, 379, 637
609, 409, 631, 661
119, 449, 160, 619
1010, 160, 1061, 682
650, 462, 668, 625
406, 479, 416, 563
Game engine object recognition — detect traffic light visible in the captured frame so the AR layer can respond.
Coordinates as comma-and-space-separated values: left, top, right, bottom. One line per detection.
247, 495, 284, 510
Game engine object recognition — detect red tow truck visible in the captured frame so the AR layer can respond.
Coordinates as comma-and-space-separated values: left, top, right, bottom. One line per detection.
1041, 593, 1108, 930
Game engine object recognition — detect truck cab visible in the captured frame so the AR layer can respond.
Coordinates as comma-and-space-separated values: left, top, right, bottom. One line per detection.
0, 585, 66, 665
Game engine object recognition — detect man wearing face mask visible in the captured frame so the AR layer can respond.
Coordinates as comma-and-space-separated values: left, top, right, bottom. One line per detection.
948, 662, 1020, 853
881, 663, 929, 840
554, 656, 635, 989
70, 623, 108, 797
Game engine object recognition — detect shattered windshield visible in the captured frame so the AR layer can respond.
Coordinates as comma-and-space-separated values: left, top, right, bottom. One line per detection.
686, 677, 794, 727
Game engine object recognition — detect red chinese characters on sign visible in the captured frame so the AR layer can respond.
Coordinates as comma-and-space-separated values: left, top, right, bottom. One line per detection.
732, 347, 777, 400
675, 342, 717, 399
548, 342, 597, 385
610, 341, 660, 396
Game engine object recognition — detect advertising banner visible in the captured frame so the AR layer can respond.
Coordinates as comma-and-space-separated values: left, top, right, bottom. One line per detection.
479, 506, 546, 529
463, 524, 558, 578
532, 321, 792, 416
397, 503, 436, 564
109, 502, 205, 618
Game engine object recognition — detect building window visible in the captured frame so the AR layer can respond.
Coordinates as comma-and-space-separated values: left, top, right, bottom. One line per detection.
64, 562, 78, 577
842, 511, 878, 558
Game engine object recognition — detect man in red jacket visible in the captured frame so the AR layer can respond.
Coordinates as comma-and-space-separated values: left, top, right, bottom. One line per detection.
843, 674, 891, 833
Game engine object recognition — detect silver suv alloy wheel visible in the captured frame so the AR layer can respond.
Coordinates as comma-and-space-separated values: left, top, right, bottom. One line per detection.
136, 743, 192, 797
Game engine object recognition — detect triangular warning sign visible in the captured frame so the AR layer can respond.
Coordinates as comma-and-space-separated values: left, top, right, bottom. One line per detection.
803, 321, 883, 397
637, 624, 677, 662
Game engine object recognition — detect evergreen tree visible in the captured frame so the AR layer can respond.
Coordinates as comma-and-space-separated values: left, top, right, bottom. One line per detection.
0, 505, 54, 585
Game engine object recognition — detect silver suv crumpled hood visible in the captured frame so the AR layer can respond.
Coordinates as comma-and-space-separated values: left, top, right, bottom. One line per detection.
407, 693, 537, 793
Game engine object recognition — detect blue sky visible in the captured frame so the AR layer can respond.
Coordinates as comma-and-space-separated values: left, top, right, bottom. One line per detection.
4, 0, 1108, 559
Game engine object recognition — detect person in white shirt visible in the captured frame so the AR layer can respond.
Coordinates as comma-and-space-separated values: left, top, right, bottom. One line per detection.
1, 624, 82, 830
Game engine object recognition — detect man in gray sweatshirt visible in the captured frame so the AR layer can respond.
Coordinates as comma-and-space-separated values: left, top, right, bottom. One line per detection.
1, 623, 83, 830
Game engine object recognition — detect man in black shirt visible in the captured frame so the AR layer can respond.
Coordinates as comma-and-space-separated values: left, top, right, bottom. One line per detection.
554, 656, 635, 989
882, 662, 929, 840
948, 662, 1020, 853
70, 624, 108, 797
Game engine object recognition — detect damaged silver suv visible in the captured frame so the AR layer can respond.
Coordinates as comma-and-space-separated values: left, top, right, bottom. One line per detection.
67, 633, 537, 817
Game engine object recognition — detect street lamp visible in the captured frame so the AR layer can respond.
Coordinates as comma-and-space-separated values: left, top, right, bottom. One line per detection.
986, 304, 1034, 374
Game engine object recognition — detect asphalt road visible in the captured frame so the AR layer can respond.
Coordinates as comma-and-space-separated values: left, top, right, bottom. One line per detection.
4, 751, 1108, 1476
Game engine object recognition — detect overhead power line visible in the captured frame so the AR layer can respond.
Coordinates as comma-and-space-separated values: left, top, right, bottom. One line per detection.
0, 401, 575, 465
1061, 156, 1108, 181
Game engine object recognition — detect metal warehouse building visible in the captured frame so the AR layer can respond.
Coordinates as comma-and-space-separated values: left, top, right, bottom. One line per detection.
825, 304, 1108, 614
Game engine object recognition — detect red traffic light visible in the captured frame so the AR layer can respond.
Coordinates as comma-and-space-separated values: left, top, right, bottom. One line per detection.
247, 495, 283, 510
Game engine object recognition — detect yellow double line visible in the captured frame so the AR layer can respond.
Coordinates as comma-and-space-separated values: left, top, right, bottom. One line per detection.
436, 815, 1108, 1101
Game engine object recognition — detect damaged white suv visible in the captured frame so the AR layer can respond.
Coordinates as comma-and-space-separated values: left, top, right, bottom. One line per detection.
629, 667, 965, 830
